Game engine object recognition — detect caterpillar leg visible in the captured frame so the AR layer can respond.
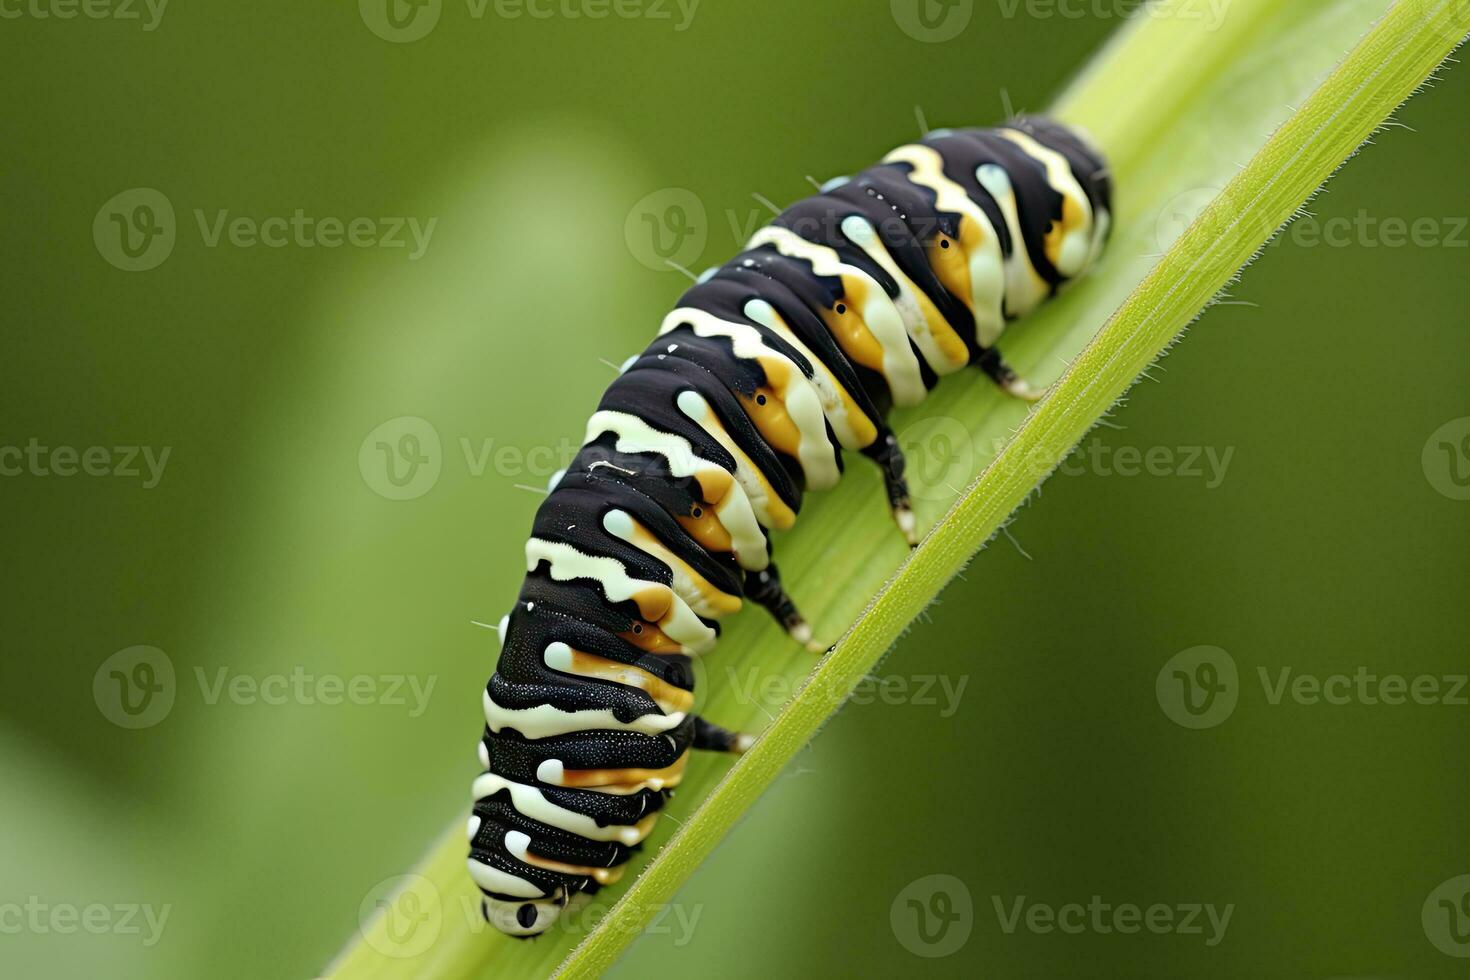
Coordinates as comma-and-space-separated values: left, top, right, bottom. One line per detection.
692, 714, 755, 754
864, 432, 918, 546
744, 564, 825, 652
976, 347, 1045, 403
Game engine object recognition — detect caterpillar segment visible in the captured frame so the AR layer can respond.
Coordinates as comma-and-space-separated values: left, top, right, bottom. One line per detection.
471, 116, 1112, 936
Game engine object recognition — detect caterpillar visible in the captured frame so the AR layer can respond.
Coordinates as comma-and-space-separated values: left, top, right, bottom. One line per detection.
468, 116, 1112, 937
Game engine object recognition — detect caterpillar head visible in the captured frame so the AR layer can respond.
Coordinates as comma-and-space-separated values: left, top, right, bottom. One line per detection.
482, 893, 566, 938
1009, 114, 1113, 222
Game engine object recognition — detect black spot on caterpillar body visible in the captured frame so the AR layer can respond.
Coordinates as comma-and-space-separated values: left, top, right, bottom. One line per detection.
470, 116, 1112, 936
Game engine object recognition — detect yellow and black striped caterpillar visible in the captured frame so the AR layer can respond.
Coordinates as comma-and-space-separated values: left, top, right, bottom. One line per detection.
469, 116, 1112, 936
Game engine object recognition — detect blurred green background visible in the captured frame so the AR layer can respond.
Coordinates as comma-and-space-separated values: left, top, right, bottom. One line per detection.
3, 1, 1468, 978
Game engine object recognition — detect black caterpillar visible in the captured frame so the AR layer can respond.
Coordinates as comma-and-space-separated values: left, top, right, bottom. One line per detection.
469, 116, 1112, 936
